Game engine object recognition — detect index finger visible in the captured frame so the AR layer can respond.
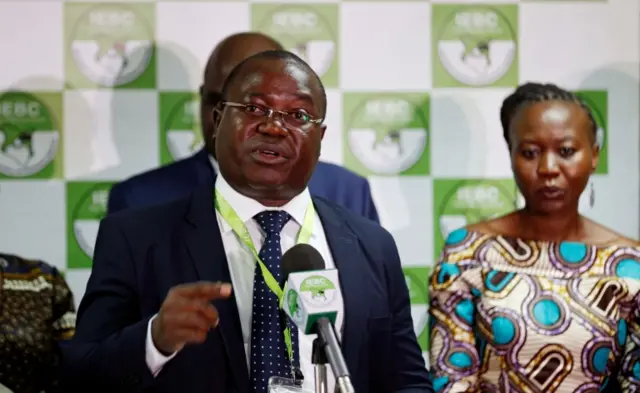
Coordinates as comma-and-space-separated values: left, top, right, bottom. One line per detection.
173, 281, 232, 299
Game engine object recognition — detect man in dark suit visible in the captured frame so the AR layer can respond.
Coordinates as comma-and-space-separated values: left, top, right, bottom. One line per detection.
107, 32, 379, 223
62, 50, 431, 393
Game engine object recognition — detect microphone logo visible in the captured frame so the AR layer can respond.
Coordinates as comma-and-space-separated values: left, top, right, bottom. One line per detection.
286, 289, 302, 321
283, 269, 342, 335
299, 275, 336, 306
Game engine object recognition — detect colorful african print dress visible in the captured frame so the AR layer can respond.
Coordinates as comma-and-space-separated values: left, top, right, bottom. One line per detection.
0, 253, 76, 393
428, 228, 640, 393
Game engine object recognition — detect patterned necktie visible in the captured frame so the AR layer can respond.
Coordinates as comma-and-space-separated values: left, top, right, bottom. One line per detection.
250, 210, 300, 393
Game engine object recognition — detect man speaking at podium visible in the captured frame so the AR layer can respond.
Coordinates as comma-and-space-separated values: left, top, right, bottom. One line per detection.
62, 50, 432, 393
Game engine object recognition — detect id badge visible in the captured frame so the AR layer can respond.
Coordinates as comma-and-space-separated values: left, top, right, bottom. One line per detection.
268, 377, 306, 393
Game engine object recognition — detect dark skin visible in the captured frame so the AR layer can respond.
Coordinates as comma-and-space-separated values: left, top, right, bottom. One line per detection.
468, 100, 638, 246
152, 281, 232, 355
213, 58, 326, 207
199, 33, 283, 158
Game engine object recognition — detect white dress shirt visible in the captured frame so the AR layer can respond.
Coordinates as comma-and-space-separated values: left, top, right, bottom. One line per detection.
145, 163, 344, 393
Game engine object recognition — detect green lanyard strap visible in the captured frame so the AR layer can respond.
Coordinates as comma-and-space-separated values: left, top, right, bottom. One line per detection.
214, 190, 315, 370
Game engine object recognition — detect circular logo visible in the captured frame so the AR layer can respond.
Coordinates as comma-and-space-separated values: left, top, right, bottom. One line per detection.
347, 96, 428, 175
69, 4, 153, 87
0, 91, 59, 177
438, 181, 517, 240
299, 275, 336, 306
437, 6, 517, 86
72, 184, 111, 258
163, 95, 203, 162
257, 5, 336, 78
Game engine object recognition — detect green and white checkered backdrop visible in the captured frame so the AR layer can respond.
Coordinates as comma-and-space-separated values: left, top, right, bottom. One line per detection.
0, 0, 638, 363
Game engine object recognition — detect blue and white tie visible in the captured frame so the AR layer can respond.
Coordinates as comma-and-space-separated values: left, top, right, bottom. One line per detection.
250, 210, 300, 393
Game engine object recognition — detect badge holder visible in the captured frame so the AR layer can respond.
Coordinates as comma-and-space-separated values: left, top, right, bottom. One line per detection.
268, 376, 311, 393
268, 364, 307, 393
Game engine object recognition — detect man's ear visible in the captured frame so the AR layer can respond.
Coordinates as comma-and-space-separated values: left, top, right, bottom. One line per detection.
199, 85, 204, 97
212, 104, 223, 129
211, 108, 221, 159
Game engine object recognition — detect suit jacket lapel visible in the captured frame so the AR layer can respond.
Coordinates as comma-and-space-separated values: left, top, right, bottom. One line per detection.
183, 185, 250, 392
312, 197, 368, 379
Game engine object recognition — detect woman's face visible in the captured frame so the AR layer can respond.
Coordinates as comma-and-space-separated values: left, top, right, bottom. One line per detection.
508, 100, 599, 215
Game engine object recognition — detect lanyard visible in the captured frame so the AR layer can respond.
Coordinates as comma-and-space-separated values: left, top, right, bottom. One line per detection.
214, 189, 315, 375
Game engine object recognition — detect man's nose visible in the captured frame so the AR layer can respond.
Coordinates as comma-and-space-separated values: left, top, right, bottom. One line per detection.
257, 117, 288, 137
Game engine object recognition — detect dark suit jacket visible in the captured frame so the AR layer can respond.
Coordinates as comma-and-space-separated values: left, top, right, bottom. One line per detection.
61, 185, 432, 393
107, 149, 379, 223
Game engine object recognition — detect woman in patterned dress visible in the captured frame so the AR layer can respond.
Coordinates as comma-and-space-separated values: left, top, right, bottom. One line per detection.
428, 82, 640, 393
0, 253, 76, 393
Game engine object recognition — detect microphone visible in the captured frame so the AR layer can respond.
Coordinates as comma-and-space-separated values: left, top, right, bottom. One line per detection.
281, 244, 355, 393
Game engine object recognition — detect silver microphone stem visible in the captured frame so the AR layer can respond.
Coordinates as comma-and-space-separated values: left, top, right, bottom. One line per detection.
314, 364, 328, 393
312, 337, 329, 393
315, 318, 356, 393
337, 376, 355, 393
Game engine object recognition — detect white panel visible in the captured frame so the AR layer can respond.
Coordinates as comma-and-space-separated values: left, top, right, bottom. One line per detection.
340, 2, 432, 91
156, 2, 251, 90
0, 2, 64, 91
0, 181, 66, 269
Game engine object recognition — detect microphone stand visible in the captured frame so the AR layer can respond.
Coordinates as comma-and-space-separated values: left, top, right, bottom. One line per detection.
312, 337, 328, 393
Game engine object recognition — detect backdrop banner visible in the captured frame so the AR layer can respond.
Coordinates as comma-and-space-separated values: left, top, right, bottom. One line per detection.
0, 0, 638, 365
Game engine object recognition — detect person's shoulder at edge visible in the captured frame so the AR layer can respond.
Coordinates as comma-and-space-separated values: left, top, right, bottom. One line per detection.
581, 217, 640, 248
315, 161, 370, 185
102, 186, 198, 235
432, 216, 508, 256
314, 195, 389, 241
0, 252, 63, 276
458, 212, 639, 248
463, 219, 506, 239
107, 152, 209, 214
0, 252, 75, 334
435, 213, 519, 266
111, 153, 203, 194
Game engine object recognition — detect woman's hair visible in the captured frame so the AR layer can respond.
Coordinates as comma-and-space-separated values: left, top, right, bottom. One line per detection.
500, 82, 598, 145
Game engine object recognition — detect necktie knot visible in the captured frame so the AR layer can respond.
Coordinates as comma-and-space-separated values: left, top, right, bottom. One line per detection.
254, 210, 291, 235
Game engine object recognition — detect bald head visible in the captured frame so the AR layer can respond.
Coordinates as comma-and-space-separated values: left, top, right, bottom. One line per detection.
204, 32, 283, 92
200, 32, 283, 158
221, 50, 327, 118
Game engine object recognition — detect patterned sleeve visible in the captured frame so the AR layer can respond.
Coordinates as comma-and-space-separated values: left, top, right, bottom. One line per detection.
51, 268, 77, 341
43, 267, 77, 393
429, 254, 481, 393
618, 295, 640, 392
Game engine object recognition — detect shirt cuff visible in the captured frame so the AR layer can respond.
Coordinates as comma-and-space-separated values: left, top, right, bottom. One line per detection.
145, 314, 178, 377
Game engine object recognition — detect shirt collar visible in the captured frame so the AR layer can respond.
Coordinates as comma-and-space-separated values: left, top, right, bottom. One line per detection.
214, 168, 312, 233
209, 154, 220, 174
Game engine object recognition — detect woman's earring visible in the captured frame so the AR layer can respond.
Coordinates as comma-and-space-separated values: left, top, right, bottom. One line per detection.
589, 181, 595, 208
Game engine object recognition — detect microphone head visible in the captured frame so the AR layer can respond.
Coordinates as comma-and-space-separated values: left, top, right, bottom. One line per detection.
281, 244, 340, 336
281, 244, 325, 282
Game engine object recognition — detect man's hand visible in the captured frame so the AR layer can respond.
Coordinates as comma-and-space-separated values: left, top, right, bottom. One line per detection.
151, 281, 232, 355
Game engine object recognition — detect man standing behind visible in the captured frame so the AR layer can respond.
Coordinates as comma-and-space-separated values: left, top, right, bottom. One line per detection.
63, 50, 431, 393
107, 32, 379, 223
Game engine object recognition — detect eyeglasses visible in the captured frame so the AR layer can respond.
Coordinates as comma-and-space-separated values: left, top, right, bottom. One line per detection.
220, 101, 323, 130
